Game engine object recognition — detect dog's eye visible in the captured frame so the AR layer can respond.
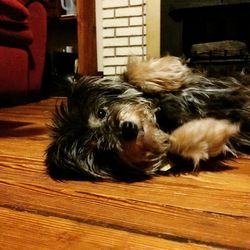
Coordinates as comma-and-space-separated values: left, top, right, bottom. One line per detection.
97, 108, 107, 119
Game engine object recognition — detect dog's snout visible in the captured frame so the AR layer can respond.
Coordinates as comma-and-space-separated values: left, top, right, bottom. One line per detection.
121, 121, 139, 140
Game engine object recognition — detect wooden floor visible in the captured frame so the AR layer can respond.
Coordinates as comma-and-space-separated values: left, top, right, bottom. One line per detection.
0, 98, 249, 250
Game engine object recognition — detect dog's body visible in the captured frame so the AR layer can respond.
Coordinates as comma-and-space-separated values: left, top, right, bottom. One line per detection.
46, 56, 250, 181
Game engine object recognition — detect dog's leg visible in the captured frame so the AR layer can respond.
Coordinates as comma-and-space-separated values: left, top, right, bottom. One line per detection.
123, 56, 202, 93
168, 118, 239, 168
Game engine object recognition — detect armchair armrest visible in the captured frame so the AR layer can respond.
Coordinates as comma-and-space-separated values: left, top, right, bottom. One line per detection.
25, 0, 47, 92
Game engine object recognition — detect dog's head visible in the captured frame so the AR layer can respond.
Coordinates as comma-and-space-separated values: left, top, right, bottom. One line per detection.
46, 77, 170, 181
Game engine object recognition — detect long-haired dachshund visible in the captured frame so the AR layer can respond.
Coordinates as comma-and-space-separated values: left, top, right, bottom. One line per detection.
46, 56, 250, 181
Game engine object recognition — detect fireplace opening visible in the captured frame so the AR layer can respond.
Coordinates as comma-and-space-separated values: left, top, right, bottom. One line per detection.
161, 1, 250, 75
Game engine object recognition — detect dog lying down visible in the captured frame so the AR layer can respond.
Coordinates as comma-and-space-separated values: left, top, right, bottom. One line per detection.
46, 56, 250, 181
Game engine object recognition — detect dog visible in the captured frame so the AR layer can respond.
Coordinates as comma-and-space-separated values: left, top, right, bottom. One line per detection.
45, 56, 250, 181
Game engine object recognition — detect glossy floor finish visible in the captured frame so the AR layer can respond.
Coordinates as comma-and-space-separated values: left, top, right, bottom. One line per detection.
0, 98, 249, 250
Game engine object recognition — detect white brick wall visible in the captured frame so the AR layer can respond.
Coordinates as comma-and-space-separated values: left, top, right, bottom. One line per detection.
102, 0, 146, 76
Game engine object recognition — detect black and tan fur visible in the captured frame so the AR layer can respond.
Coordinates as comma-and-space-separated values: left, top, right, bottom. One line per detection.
46, 56, 250, 181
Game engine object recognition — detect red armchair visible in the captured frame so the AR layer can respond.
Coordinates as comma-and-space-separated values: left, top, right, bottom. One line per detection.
0, 0, 47, 102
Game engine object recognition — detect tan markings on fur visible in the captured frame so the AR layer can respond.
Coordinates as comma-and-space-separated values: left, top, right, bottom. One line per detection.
88, 114, 103, 128
169, 118, 240, 168
117, 104, 146, 130
123, 56, 202, 93
118, 103, 169, 171
118, 103, 169, 156
120, 125, 169, 173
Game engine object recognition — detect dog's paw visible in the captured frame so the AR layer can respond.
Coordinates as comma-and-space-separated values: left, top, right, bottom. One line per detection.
168, 118, 240, 169
123, 56, 199, 93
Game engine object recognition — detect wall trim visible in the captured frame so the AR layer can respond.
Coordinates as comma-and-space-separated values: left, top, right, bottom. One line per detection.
146, 0, 160, 58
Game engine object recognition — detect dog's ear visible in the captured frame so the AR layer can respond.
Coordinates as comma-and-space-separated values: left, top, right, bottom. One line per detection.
123, 56, 201, 93
45, 102, 113, 180
45, 141, 90, 180
45, 139, 104, 181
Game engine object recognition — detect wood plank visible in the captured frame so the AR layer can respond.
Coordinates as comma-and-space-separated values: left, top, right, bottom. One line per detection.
0, 207, 210, 250
0, 157, 250, 249
0, 98, 250, 249
1, 155, 250, 216
147, 0, 161, 58
0, 98, 59, 159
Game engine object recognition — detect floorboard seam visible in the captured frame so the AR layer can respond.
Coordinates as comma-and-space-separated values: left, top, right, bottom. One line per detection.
0, 203, 247, 250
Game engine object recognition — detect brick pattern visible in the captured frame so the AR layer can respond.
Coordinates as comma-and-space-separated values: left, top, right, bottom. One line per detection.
102, 0, 146, 76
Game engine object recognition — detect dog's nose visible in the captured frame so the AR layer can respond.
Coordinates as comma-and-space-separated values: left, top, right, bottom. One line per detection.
121, 121, 139, 140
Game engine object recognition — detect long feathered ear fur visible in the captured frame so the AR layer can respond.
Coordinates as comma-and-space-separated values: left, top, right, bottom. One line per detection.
123, 56, 203, 93
45, 102, 112, 180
